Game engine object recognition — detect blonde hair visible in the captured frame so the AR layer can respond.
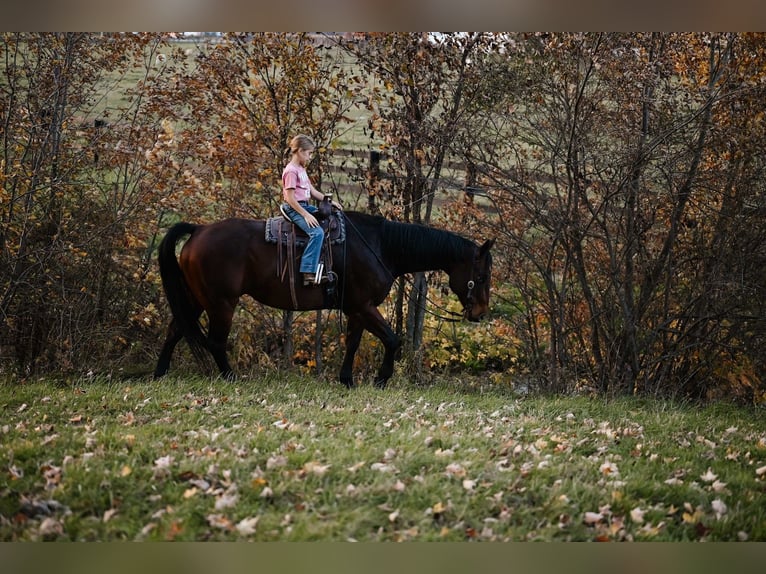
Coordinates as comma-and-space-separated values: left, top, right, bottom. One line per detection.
286, 134, 315, 158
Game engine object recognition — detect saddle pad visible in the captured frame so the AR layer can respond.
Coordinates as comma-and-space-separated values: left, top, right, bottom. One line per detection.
265, 212, 346, 246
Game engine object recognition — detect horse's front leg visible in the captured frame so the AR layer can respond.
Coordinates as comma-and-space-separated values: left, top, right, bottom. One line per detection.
339, 314, 364, 388
361, 306, 402, 389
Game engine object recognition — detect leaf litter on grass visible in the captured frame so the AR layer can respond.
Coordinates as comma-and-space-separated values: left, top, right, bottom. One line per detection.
1, 375, 765, 541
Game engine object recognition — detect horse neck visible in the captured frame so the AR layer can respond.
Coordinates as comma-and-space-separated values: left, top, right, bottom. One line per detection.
382, 220, 472, 276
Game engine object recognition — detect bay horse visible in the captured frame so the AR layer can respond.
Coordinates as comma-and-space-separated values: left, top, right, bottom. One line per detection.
154, 210, 494, 388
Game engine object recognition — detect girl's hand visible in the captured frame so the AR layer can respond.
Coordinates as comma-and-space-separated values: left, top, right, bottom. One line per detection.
332, 200, 343, 211
304, 212, 319, 228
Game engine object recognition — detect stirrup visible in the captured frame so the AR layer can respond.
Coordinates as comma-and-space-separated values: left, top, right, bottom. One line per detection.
303, 274, 331, 286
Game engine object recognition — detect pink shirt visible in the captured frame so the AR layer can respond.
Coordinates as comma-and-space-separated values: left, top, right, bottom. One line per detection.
282, 163, 312, 202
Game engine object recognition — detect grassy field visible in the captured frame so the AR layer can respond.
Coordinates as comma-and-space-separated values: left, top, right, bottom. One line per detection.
1, 373, 765, 542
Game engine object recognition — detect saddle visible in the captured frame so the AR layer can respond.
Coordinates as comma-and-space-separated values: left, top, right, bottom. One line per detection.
264, 206, 345, 308
264, 209, 346, 247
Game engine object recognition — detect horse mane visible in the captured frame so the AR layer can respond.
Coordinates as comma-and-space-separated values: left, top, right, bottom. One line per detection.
344, 211, 474, 274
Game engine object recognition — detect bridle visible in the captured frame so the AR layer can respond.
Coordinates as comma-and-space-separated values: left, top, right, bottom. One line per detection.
461, 246, 491, 320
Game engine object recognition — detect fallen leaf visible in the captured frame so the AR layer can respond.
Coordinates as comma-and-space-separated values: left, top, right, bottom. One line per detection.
700, 468, 718, 482
712, 480, 727, 492
583, 512, 603, 525
120, 465, 132, 477
154, 455, 174, 469
39, 517, 62, 538
445, 463, 466, 477
103, 508, 118, 523
215, 492, 239, 510
206, 514, 233, 530
711, 499, 727, 520
370, 462, 396, 473
600, 461, 619, 476
235, 516, 259, 536
302, 461, 331, 477
630, 507, 645, 525
266, 455, 287, 469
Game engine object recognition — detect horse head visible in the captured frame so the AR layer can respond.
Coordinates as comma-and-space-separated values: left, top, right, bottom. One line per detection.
450, 238, 495, 322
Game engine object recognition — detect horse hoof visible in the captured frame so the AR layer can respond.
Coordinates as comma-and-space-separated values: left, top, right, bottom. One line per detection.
339, 377, 355, 389
373, 378, 388, 390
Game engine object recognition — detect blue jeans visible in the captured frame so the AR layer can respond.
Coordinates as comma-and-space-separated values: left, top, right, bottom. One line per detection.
282, 202, 325, 274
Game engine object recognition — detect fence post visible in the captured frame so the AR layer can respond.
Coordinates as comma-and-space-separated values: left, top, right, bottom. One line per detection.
368, 150, 380, 211
464, 160, 476, 202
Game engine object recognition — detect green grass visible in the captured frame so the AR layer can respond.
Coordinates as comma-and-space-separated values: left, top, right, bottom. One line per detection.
1, 373, 765, 541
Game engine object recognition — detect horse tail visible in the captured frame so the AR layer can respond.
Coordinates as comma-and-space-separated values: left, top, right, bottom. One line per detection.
158, 222, 209, 365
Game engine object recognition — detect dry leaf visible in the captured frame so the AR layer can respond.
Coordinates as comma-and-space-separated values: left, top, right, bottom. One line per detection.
630, 507, 645, 525
206, 514, 233, 530
700, 468, 718, 482
215, 492, 239, 510
583, 512, 603, 525
370, 462, 395, 473
445, 463, 466, 477
711, 499, 727, 519
302, 461, 331, 476
235, 516, 259, 536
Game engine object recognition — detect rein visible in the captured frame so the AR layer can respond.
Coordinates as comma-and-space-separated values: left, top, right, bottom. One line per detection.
341, 213, 471, 323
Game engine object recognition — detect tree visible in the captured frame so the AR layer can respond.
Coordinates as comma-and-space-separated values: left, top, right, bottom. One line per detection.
465, 32, 766, 400
340, 33, 489, 367
0, 32, 172, 373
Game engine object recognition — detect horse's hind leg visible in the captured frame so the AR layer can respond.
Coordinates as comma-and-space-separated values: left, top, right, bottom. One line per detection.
154, 318, 184, 378
207, 299, 237, 381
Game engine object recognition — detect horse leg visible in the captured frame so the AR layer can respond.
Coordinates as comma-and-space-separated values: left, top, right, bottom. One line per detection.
360, 306, 402, 389
206, 299, 237, 381
154, 318, 184, 378
339, 314, 365, 389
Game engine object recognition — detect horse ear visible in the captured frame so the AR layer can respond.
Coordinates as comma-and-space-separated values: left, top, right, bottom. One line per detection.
479, 238, 495, 256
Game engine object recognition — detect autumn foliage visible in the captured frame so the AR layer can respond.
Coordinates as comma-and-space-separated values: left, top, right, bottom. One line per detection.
1, 33, 765, 402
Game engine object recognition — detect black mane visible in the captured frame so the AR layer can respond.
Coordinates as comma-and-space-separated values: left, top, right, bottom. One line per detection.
344, 211, 474, 275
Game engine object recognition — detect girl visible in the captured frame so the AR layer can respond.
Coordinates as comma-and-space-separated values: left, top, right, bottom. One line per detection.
281, 134, 342, 286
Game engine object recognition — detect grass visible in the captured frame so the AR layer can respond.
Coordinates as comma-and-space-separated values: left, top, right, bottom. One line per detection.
2, 372, 765, 542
